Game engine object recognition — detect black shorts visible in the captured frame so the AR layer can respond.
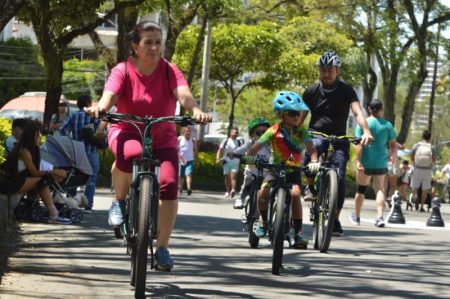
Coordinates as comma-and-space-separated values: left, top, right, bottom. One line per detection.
364, 168, 388, 176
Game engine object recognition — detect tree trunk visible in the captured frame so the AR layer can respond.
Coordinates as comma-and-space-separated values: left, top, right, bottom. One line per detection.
382, 69, 399, 125
227, 87, 236, 136
42, 52, 64, 128
187, 16, 207, 87
116, 5, 139, 63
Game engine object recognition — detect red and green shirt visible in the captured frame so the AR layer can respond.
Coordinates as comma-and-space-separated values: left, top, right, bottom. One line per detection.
257, 123, 312, 168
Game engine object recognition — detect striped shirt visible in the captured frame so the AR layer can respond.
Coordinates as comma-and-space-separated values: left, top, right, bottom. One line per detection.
60, 110, 100, 154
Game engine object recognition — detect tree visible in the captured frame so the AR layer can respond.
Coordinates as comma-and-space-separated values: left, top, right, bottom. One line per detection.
0, 0, 26, 33
335, 0, 450, 143
20, 0, 145, 127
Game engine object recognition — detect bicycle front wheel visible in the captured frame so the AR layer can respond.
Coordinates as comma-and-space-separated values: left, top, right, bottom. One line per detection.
317, 169, 338, 253
134, 176, 152, 298
272, 188, 286, 275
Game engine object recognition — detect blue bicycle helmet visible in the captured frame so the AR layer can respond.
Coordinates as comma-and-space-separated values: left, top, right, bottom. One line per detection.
318, 51, 341, 67
273, 91, 309, 112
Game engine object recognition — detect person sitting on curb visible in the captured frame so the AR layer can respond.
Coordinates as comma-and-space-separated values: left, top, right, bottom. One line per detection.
0, 126, 71, 224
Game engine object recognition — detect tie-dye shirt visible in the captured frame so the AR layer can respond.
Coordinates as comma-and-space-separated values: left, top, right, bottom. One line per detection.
257, 123, 312, 168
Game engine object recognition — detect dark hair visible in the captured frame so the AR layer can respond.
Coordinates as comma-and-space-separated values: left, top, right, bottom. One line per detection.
422, 130, 431, 141
3, 126, 41, 178
77, 95, 92, 109
128, 21, 163, 57
402, 160, 409, 165
12, 118, 28, 130
368, 99, 383, 113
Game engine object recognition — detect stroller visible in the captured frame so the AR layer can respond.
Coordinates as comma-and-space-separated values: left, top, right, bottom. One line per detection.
14, 136, 93, 223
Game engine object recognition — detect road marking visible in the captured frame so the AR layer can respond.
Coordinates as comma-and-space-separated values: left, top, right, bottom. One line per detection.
359, 218, 450, 230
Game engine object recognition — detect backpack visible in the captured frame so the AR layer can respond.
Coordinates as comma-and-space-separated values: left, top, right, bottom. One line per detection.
414, 142, 432, 168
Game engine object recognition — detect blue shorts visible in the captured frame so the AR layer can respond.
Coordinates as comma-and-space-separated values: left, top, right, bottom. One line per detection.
179, 160, 194, 177
223, 160, 240, 175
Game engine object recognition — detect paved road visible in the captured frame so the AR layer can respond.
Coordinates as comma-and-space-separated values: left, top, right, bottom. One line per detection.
1, 188, 450, 298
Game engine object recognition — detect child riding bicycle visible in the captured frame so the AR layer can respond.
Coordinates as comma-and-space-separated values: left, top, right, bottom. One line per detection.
247, 91, 320, 248
229, 117, 271, 209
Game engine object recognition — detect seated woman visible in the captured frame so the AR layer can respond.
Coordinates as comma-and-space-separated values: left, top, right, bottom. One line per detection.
0, 125, 71, 224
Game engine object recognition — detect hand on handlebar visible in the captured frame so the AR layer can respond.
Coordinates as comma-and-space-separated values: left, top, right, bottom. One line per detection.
307, 160, 320, 174
84, 105, 107, 118
192, 108, 212, 124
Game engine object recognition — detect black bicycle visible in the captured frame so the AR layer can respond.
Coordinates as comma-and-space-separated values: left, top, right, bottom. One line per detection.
309, 132, 360, 253
102, 112, 201, 298
245, 157, 307, 275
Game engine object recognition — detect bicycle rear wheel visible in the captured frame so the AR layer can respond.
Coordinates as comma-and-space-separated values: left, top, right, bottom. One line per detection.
272, 188, 286, 275
317, 169, 338, 253
247, 186, 260, 248
134, 176, 152, 298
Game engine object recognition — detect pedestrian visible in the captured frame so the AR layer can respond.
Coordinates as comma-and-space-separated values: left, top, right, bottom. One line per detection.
301, 51, 374, 236
410, 130, 436, 212
385, 142, 404, 205
49, 96, 69, 136
3, 118, 28, 155
230, 117, 271, 209
247, 91, 320, 248
0, 125, 71, 224
398, 160, 412, 200
349, 99, 397, 228
215, 127, 243, 199
178, 126, 198, 195
440, 159, 450, 202
60, 95, 101, 213
84, 21, 211, 271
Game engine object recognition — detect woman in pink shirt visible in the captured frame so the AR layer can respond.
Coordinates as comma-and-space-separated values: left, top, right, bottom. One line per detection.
86, 21, 211, 271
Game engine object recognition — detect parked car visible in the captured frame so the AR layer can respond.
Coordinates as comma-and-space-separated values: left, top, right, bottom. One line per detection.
0, 92, 78, 121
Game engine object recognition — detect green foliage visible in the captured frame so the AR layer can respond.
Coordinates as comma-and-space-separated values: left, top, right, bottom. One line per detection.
0, 38, 46, 106
97, 149, 115, 187
0, 118, 12, 164
62, 58, 105, 100
192, 151, 227, 190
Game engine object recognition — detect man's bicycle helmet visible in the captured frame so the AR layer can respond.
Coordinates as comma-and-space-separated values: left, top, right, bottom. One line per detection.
318, 51, 341, 67
248, 117, 270, 135
273, 91, 309, 112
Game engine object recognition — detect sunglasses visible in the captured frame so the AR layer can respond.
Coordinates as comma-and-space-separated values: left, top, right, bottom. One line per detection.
254, 130, 266, 137
284, 110, 301, 117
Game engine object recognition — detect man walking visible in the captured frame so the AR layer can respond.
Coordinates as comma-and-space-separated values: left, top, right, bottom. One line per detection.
410, 130, 436, 212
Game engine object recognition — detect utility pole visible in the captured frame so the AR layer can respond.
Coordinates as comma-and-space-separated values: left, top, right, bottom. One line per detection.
198, 19, 212, 141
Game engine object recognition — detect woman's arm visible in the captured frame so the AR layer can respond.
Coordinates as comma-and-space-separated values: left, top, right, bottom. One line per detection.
20, 150, 67, 179
85, 91, 117, 118
175, 86, 211, 123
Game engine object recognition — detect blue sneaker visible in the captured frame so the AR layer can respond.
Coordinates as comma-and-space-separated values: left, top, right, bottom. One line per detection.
108, 200, 126, 226
254, 220, 267, 238
155, 247, 174, 271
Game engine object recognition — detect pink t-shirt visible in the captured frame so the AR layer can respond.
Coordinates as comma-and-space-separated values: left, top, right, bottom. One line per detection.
104, 57, 188, 149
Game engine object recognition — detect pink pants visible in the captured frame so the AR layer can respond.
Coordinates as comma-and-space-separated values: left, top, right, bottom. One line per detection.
109, 128, 179, 200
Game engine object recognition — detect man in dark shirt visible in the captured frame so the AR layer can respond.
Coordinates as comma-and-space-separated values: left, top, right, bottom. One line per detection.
301, 51, 373, 236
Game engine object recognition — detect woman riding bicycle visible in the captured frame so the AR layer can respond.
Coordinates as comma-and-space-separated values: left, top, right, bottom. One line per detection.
85, 21, 211, 271
247, 91, 320, 248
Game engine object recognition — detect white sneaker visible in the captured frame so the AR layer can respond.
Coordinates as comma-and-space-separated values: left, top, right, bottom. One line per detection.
375, 216, 385, 228
233, 198, 244, 209
224, 192, 230, 198
230, 189, 236, 198
349, 212, 360, 225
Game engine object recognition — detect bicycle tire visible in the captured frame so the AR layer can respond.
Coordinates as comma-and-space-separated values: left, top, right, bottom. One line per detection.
318, 169, 338, 253
129, 195, 137, 286
134, 176, 152, 298
248, 187, 260, 248
272, 188, 286, 275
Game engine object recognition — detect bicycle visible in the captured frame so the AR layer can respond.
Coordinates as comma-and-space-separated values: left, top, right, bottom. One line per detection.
102, 112, 202, 298
308, 132, 361, 253
245, 156, 307, 275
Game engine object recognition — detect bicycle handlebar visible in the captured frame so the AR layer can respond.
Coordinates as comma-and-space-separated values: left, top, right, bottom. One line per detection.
101, 112, 208, 127
239, 155, 308, 172
310, 131, 361, 145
